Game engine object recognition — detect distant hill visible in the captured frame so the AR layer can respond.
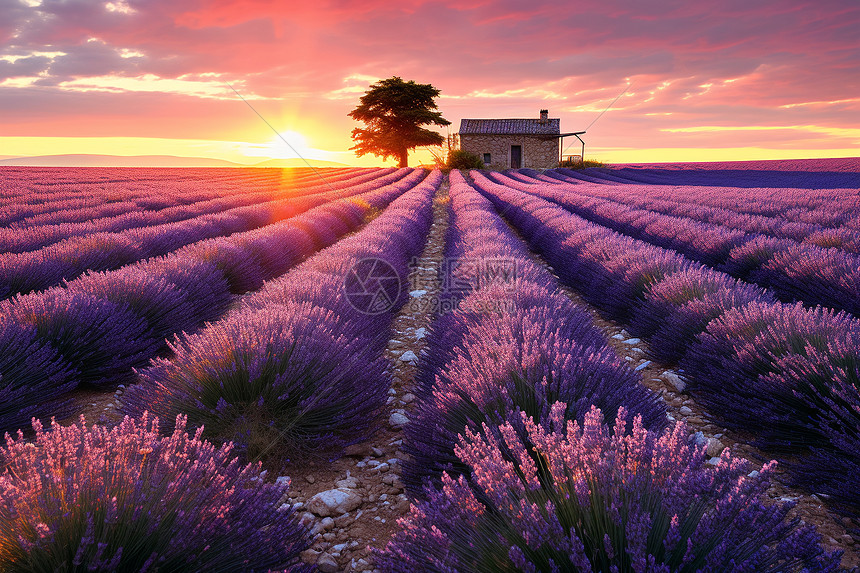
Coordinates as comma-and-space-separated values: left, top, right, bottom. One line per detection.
0, 154, 245, 167
0, 154, 350, 168
251, 158, 350, 168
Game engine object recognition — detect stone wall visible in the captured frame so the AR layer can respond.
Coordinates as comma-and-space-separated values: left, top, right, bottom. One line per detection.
459, 134, 559, 169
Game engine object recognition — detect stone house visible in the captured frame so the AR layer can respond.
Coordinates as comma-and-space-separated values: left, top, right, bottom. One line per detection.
458, 109, 560, 169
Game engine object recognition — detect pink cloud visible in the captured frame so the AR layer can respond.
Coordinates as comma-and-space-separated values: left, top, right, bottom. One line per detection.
0, 0, 857, 158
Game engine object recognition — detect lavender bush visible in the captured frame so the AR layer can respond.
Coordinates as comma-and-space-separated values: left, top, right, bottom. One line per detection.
133, 255, 233, 324
402, 299, 666, 495
0, 322, 77, 434
121, 302, 389, 462
647, 287, 769, 365
381, 404, 840, 572
681, 301, 860, 448
769, 345, 860, 516
0, 413, 312, 571
66, 267, 202, 341
629, 268, 765, 339
1, 289, 160, 386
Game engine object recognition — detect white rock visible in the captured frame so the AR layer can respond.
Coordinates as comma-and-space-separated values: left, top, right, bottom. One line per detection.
402, 393, 416, 403
409, 289, 427, 297
275, 476, 290, 487
611, 333, 625, 340
706, 438, 725, 458
679, 406, 693, 416
748, 470, 760, 478
316, 553, 339, 573
663, 370, 686, 393
389, 413, 409, 427
414, 327, 426, 340
706, 456, 721, 465
634, 360, 652, 371
301, 548, 320, 565
622, 338, 641, 345
335, 477, 358, 489
400, 351, 418, 363
307, 489, 362, 517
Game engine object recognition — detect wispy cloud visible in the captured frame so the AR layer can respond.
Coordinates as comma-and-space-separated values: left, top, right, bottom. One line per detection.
0, 0, 857, 162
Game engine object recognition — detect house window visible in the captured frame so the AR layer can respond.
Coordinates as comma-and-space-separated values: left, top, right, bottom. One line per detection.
483, 153, 491, 164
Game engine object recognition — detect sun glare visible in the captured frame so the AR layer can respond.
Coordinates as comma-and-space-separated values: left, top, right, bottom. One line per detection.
237, 131, 314, 160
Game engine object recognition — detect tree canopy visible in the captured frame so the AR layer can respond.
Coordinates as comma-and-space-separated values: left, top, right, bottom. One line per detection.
349, 76, 450, 168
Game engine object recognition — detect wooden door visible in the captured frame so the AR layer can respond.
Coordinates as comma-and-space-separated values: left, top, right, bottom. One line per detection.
510, 145, 522, 169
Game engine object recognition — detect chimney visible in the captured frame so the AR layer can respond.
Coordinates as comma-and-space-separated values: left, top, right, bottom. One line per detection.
539, 109, 549, 124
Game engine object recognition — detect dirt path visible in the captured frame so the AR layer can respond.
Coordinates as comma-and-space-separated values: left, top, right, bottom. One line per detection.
286, 181, 450, 572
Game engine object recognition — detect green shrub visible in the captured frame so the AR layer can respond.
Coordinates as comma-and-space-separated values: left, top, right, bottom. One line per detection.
560, 157, 605, 169
447, 149, 485, 170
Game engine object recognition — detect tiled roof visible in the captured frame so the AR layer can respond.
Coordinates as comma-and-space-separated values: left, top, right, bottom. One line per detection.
458, 118, 561, 135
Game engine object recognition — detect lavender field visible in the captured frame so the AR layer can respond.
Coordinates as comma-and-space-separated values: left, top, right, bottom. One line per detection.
1, 158, 859, 571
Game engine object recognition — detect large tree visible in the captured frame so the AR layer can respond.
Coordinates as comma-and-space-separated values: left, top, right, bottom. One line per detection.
349, 76, 450, 168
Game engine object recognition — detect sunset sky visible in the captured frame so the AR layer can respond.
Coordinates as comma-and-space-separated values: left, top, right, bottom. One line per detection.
1, 0, 858, 166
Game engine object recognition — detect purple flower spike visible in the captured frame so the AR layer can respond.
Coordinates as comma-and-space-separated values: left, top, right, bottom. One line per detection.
0, 412, 312, 571
379, 404, 841, 572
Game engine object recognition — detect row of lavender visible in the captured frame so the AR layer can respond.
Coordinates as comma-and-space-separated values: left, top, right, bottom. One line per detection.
0, 168, 378, 254
0, 168, 412, 299
0, 167, 361, 213
553, 158, 860, 229
545, 169, 860, 250
471, 171, 860, 519
0, 167, 327, 220
0, 170, 426, 435
495, 171, 860, 319
120, 171, 440, 457
0, 171, 441, 571
377, 171, 838, 571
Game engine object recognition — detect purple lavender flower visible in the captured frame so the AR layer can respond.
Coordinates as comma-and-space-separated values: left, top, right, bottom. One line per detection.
681, 301, 860, 448
0, 322, 77, 434
403, 284, 666, 495
177, 238, 266, 294
121, 302, 391, 462
0, 412, 312, 571
2, 288, 160, 386
380, 404, 841, 572
66, 267, 202, 341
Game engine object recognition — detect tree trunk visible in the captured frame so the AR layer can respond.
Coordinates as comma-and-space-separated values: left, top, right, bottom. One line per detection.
397, 148, 408, 168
